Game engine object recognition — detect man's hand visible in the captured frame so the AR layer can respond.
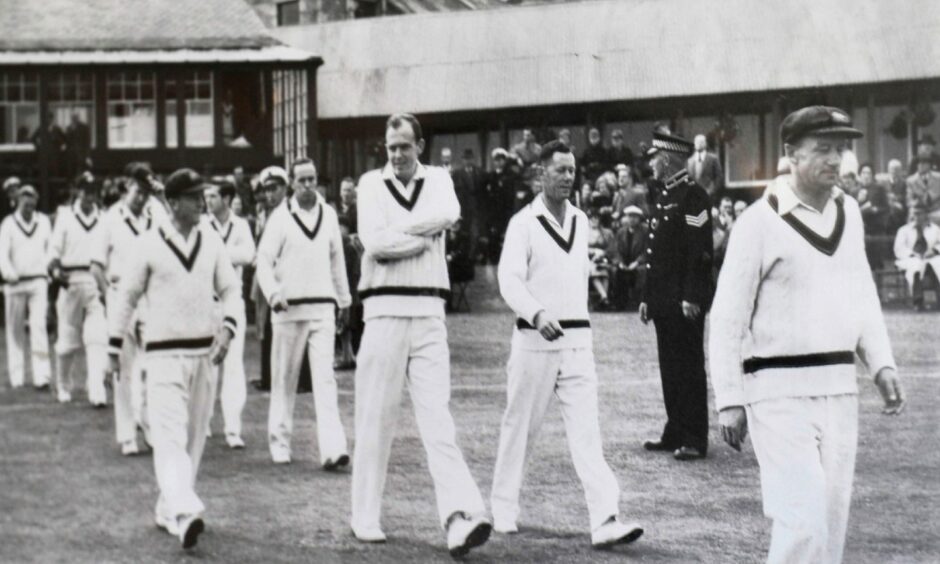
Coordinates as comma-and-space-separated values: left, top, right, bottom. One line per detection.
681, 300, 702, 320
210, 328, 234, 366
108, 354, 121, 379
350, 234, 364, 255
719, 406, 748, 451
270, 293, 288, 313
638, 302, 649, 325
533, 310, 564, 342
875, 367, 905, 415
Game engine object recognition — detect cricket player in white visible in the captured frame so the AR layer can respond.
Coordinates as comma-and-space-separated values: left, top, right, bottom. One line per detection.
48, 174, 107, 406
256, 158, 351, 466
711, 106, 905, 564
91, 164, 160, 455
108, 168, 240, 550
493, 141, 643, 549
351, 113, 491, 557
202, 181, 255, 448
0, 185, 52, 390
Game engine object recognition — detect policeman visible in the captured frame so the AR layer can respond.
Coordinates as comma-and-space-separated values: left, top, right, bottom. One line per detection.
638, 131, 714, 461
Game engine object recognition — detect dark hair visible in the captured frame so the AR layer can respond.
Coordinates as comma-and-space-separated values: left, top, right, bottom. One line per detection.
217, 181, 236, 202
386, 113, 423, 142
539, 140, 572, 164
340, 176, 356, 186
290, 158, 316, 178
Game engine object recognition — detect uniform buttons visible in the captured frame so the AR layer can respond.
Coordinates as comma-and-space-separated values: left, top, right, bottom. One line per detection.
646, 248, 652, 254
646, 263, 652, 269
657, 203, 662, 209
649, 233, 654, 239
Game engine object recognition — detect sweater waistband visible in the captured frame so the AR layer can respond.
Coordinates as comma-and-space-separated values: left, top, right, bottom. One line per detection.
61, 264, 90, 272
145, 336, 215, 353
286, 297, 337, 306
743, 351, 854, 374
5, 274, 48, 284
360, 286, 450, 300
516, 318, 591, 330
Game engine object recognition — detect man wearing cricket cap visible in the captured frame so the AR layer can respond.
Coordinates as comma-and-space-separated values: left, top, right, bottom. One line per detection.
0, 184, 52, 390
108, 168, 242, 550
710, 106, 905, 564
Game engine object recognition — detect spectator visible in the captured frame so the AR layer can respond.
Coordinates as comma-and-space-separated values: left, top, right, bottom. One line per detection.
1, 176, 21, 219
839, 171, 861, 200
858, 162, 890, 234
64, 113, 91, 178
894, 201, 940, 310
445, 218, 474, 311
557, 128, 574, 152
885, 191, 908, 234
587, 212, 616, 309
878, 158, 908, 204
453, 148, 484, 245
589, 173, 614, 216
686, 134, 724, 202
906, 156, 940, 224
611, 167, 649, 218
733, 199, 748, 218
336, 215, 363, 369
712, 197, 735, 273
907, 135, 940, 174
337, 176, 358, 234
231, 195, 244, 217
233, 166, 254, 213
610, 206, 648, 309
440, 147, 454, 174
482, 148, 520, 263
580, 127, 608, 184
511, 129, 541, 170
606, 129, 635, 169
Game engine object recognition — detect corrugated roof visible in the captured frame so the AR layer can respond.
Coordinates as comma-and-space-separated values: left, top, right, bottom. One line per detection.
0, 0, 280, 51
274, 0, 940, 120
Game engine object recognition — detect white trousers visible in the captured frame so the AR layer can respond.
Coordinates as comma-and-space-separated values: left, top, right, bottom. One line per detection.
4, 282, 51, 387
55, 282, 107, 404
208, 302, 246, 437
269, 315, 348, 463
896, 256, 940, 292
146, 354, 217, 520
351, 317, 485, 531
747, 394, 858, 564
113, 325, 147, 444
491, 347, 621, 531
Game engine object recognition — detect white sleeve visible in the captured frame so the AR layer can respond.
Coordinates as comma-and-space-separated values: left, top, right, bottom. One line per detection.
254, 212, 284, 302
398, 171, 461, 237
48, 215, 67, 263
497, 217, 544, 324
329, 214, 352, 309
228, 219, 256, 267
214, 242, 242, 337
357, 176, 430, 261
0, 220, 15, 279
107, 241, 150, 354
708, 210, 765, 411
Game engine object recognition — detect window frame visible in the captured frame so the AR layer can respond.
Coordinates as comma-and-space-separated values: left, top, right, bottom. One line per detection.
106, 71, 157, 149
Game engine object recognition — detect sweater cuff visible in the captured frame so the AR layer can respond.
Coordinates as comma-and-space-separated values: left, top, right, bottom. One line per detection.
222, 316, 238, 336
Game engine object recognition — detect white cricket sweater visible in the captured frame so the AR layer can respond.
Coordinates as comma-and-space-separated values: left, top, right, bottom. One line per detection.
709, 177, 896, 410
0, 211, 51, 293
49, 203, 103, 286
202, 211, 255, 280
93, 201, 162, 284
499, 195, 593, 350
256, 196, 351, 323
107, 222, 241, 357
357, 163, 459, 320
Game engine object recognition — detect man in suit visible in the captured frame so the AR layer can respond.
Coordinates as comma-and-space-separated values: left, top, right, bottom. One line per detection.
687, 134, 724, 203
580, 127, 608, 185
606, 129, 635, 170
907, 135, 940, 175
639, 131, 715, 461
906, 156, 940, 225
338, 177, 358, 234
452, 149, 484, 257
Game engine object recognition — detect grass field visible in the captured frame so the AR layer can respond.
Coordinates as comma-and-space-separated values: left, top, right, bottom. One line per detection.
1, 278, 938, 563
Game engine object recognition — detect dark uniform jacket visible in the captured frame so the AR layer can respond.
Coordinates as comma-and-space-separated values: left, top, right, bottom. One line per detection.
642, 169, 715, 318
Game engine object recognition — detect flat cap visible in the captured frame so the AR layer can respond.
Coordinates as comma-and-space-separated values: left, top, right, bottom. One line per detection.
781, 106, 862, 145
124, 162, 155, 189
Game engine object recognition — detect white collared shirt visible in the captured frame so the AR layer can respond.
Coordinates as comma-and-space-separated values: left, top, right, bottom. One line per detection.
773, 175, 840, 235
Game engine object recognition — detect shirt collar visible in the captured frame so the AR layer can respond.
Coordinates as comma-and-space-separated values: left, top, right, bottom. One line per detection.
532, 193, 572, 229
288, 195, 321, 217
381, 162, 427, 188
72, 202, 98, 222
163, 221, 200, 248
771, 175, 840, 216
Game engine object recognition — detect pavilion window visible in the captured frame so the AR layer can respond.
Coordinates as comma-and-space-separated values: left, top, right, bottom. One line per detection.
49, 72, 95, 148
107, 72, 157, 149
0, 72, 40, 149
166, 71, 214, 148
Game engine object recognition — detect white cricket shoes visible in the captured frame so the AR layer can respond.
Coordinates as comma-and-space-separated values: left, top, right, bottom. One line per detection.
155, 511, 180, 536
446, 513, 492, 557
120, 439, 140, 456
352, 526, 387, 543
493, 519, 518, 535
591, 517, 643, 549
57, 390, 72, 403
178, 514, 205, 549
271, 447, 291, 464
225, 434, 245, 449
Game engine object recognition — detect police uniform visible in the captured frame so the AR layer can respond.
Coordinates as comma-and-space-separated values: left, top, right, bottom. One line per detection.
710, 107, 897, 564
0, 194, 52, 389
48, 201, 107, 405
642, 133, 714, 457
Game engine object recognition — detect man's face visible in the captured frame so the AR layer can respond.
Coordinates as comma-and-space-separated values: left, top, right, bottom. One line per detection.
233, 166, 244, 181
523, 130, 534, 143
918, 161, 931, 175
720, 199, 734, 216
859, 167, 874, 185
171, 192, 204, 226
292, 162, 318, 205
888, 161, 903, 178
734, 201, 747, 216
624, 214, 640, 229
385, 123, 424, 179
262, 181, 286, 210
787, 135, 848, 191
589, 129, 600, 145
651, 153, 668, 180
126, 180, 150, 214
611, 134, 623, 148
617, 169, 632, 188
204, 187, 224, 215
340, 181, 356, 205
917, 143, 935, 158
78, 189, 99, 211
441, 151, 452, 167
18, 194, 37, 216
913, 209, 928, 228
694, 136, 707, 152
540, 152, 576, 202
